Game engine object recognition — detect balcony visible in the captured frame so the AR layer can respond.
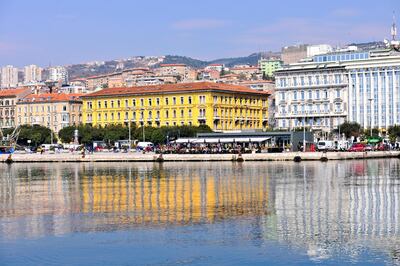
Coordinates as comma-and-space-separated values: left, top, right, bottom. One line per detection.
213, 115, 220, 120
198, 115, 206, 121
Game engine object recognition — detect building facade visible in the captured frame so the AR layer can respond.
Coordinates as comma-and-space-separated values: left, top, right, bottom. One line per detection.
24, 65, 42, 84
346, 55, 400, 130
281, 44, 308, 64
258, 59, 283, 77
16, 93, 82, 133
0, 88, 31, 128
48, 66, 69, 85
275, 48, 400, 132
0, 65, 19, 88
275, 63, 348, 132
81, 82, 270, 131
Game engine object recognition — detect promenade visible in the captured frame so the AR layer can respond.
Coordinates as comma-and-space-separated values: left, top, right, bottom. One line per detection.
3, 150, 400, 163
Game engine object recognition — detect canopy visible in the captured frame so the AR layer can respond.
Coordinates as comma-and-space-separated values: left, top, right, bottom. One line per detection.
182, 137, 271, 144
367, 137, 382, 144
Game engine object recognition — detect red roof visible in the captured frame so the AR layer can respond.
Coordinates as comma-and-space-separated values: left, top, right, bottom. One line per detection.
0, 88, 30, 98
18, 93, 83, 103
82, 82, 270, 98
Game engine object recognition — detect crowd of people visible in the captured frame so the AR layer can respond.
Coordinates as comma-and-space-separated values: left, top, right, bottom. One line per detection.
153, 143, 264, 154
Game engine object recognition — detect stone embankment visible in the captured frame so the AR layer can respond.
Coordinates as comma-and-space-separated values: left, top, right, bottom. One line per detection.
2, 151, 400, 163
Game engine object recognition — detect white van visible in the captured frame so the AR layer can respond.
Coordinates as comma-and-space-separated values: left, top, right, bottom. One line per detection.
317, 140, 335, 151
136, 142, 154, 151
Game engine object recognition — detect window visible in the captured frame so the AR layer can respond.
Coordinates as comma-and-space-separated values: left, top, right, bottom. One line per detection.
308, 90, 312, 99
125, 99, 128, 107
148, 98, 152, 106
140, 99, 144, 106
132, 99, 136, 106
165, 97, 169, 105
173, 110, 176, 118
301, 91, 305, 100
104, 101, 108, 108
293, 91, 297, 100
199, 95, 206, 104
188, 109, 192, 118
117, 100, 121, 108
180, 97, 184, 104
87, 102, 92, 109
173, 97, 176, 105
188, 96, 192, 104
324, 90, 328, 99
97, 101, 101, 108
316, 90, 320, 99
166, 110, 169, 118
63, 105, 67, 111
335, 74, 341, 84
180, 110, 184, 118
111, 101, 114, 108
156, 98, 160, 106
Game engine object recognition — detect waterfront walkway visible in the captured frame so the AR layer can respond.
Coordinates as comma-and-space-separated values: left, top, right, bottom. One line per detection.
3, 151, 400, 163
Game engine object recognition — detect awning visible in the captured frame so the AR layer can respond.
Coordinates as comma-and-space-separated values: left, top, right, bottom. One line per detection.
191, 137, 270, 144
174, 138, 197, 143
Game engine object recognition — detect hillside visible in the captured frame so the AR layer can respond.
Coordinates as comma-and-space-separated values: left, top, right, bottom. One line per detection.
67, 52, 278, 79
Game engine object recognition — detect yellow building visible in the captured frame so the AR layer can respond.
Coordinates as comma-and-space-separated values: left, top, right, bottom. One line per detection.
16, 93, 83, 133
81, 82, 270, 131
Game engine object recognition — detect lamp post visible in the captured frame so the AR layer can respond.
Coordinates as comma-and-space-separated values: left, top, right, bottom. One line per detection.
142, 122, 145, 142
368, 98, 373, 137
128, 119, 131, 150
303, 112, 306, 152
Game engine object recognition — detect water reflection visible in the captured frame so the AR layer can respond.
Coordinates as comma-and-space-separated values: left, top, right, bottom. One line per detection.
0, 163, 270, 238
0, 160, 400, 264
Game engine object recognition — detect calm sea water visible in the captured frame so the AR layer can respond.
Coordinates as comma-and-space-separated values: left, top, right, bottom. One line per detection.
0, 160, 399, 266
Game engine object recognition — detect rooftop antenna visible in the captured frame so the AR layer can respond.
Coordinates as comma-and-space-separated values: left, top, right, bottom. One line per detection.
391, 11, 397, 41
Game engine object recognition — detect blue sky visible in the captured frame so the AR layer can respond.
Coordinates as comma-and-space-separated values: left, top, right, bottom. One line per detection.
0, 0, 398, 67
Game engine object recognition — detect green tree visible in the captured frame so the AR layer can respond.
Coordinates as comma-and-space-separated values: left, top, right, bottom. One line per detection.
334, 122, 362, 138
17, 125, 56, 146
388, 125, 400, 143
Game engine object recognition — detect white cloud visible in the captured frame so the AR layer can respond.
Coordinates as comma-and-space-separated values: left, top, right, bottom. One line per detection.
171, 19, 230, 30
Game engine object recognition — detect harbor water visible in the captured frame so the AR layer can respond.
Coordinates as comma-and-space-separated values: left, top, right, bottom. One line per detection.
0, 160, 399, 265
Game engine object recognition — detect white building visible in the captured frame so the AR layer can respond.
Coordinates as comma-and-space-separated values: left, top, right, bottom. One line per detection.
306, 44, 333, 58
275, 63, 348, 132
0, 65, 19, 88
24, 64, 42, 84
48, 66, 68, 84
275, 48, 400, 132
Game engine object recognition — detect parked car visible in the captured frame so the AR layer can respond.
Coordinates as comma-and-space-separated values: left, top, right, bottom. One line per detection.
348, 143, 366, 152
364, 144, 373, 151
136, 142, 154, 151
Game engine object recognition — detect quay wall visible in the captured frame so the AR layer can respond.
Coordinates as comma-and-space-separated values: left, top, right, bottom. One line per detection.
2, 151, 400, 163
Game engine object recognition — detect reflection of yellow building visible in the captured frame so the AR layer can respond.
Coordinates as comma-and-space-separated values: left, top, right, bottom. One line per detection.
81, 166, 270, 224
81, 82, 270, 131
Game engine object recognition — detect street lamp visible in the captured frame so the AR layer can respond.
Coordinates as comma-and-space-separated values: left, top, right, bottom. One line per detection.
303, 111, 307, 152
142, 122, 145, 142
368, 98, 373, 137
